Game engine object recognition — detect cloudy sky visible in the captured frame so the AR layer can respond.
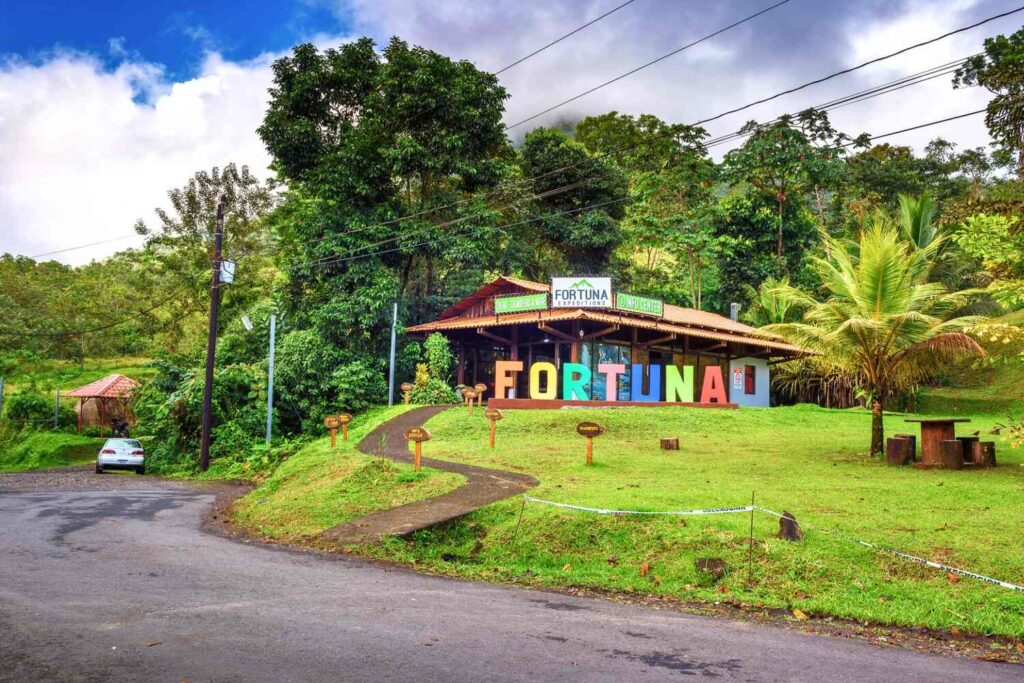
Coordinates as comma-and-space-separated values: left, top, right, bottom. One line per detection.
1, 0, 1019, 264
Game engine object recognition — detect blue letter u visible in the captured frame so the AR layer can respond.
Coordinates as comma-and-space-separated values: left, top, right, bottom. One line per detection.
630, 364, 661, 402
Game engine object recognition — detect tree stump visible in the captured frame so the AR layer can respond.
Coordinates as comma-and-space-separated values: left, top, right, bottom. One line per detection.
971, 441, 997, 468
893, 434, 916, 459
660, 438, 680, 450
938, 440, 964, 470
956, 436, 979, 465
886, 437, 913, 465
778, 511, 803, 541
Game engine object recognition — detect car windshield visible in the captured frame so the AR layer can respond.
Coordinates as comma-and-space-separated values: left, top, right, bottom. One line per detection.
106, 439, 142, 448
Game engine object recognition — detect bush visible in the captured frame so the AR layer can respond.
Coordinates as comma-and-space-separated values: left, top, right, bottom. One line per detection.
4, 392, 77, 430
409, 363, 459, 405
424, 333, 455, 383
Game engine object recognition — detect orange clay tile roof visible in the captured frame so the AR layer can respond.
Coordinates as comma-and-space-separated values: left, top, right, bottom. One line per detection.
65, 374, 139, 399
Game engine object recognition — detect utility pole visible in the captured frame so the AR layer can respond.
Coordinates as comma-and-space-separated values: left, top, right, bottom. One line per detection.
265, 314, 276, 447
387, 301, 398, 407
199, 195, 226, 471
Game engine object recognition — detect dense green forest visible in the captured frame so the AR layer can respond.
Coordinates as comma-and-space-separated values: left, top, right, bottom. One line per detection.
3, 30, 1024, 471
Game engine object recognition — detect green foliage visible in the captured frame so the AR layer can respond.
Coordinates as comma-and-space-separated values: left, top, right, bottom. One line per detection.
955, 26, 1024, 177
4, 392, 76, 430
423, 333, 454, 383
0, 424, 103, 472
518, 127, 628, 273
953, 213, 1024, 308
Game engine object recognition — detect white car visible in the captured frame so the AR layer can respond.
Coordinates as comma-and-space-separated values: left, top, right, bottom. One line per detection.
95, 439, 145, 475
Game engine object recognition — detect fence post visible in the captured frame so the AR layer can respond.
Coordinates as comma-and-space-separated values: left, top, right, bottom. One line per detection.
0, 376, 5, 417
54, 385, 60, 430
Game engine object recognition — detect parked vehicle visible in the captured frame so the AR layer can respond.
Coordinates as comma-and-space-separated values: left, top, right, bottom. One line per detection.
95, 439, 145, 475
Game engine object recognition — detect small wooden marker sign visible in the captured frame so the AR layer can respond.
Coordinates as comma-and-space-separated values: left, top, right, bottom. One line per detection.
464, 388, 478, 414
400, 382, 414, 405
576, 421, 604, 465
324, 415, 342, 448
337, 412, 352, 442
485, 407, 503, 448
404, 426, 431, 471
473, 383, 487, 407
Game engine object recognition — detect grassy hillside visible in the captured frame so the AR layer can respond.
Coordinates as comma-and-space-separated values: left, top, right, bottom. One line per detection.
0, 430, 104, 471
360, 404, 1024, 638
2, 357, 155, 396
233, 406, 464, 541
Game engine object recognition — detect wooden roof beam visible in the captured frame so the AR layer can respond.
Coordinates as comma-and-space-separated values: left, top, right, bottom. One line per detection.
638, 332, 676, 348
476, 327, 515, 347
537, 323, 575, 342
580, 324, 619, 341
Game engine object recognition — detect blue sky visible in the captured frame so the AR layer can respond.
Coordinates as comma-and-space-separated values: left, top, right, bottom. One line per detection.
0, 0, 1014, 264
1, 1, 347, 80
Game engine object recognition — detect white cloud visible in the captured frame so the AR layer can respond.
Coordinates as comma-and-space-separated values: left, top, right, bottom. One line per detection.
0, 50, 275, 264
1, 0, 1012, 264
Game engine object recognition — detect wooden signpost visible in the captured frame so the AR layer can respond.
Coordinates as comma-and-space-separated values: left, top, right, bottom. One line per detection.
324, 415, 341, 448
404, 426, 431, 471
576, 421, 604, 465
400, 382, 414, 405
484, 407, 503, 448
464, 388, 478, 414
337, 413, 352, 442
473, 383, 487, 408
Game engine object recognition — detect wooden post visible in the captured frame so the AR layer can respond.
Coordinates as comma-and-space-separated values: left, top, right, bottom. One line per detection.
474, 383, 486, 408
400, 382, 413, 405
489, 420, 496, 448
485, 407, 502, 449
576, 422, 603, 465
324, 415, 341, 449
330, 428, 337, 448
585, 437, 593, 465
972, 441, 996, 468
404, 426, 431, 472
660, 438, 680, 450
342, 424, 348, 442
414, 441, 422, 471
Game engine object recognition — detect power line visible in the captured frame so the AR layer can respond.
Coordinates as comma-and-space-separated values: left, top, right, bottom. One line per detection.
495, 0, 641, 75
506, 0, 794, 130
29, 234, 139, 259
692, 4, 1024, 127
843, 108, 986, 147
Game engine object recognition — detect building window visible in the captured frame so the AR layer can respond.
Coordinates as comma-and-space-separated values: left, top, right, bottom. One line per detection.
744, 365, 756, 395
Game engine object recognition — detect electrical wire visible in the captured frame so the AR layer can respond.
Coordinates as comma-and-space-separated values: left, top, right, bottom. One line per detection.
505, 0, 795, 129
28, 234, 140, 259
495, 0, 641, 75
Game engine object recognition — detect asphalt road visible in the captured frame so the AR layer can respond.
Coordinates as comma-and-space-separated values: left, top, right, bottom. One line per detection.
0, 478, 1019, 682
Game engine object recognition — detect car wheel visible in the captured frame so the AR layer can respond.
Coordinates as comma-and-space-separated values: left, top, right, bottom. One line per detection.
95, 463, 104, 474
136, 466, 145, 476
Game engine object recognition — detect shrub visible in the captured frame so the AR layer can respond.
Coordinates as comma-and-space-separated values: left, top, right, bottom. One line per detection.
409, 364, 459, 405
424, 333, 455, 383
4, 392, 77, 430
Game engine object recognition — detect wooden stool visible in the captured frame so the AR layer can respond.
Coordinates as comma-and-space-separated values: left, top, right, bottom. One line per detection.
971, 441, 997, 468
938, 440, 964, 470
886, 437, 913, 465
893, 434, 916, 459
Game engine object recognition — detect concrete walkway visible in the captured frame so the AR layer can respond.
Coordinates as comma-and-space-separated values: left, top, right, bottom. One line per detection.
322, 405, 537, 544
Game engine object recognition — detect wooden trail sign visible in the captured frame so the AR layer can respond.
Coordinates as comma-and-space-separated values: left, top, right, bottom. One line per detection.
324, 415, 341, 448
473, 383, 487, 407
576, 421, 604, 465
464, 388, 478, 414
337, 413, 352, 442
485, 407, 502, 448
404, 426, 431, 471
400, 382, 414, 405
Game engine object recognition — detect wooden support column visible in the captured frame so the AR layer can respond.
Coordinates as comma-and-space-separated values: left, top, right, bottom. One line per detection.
456, 338, 465, 386
570, 320, 580, 363
510, 327, 520, 396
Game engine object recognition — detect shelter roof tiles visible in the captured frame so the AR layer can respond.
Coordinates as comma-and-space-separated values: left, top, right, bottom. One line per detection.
65, 374, 139, 399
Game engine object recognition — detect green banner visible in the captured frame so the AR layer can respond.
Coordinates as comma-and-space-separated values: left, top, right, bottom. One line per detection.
495, 292, 547, 315
616, 292, 664, 317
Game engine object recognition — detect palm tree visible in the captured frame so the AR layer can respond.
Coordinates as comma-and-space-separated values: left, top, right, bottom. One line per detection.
760, 223, 985, 455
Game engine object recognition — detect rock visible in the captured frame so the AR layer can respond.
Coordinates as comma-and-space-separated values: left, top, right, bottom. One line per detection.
695, 557, 727, 581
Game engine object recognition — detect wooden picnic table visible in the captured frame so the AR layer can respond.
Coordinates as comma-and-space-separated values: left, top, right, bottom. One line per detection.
904, 418, 971, 466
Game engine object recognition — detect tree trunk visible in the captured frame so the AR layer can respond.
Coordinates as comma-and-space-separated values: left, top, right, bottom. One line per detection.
776, 197, 784, 258
870, 399, 884, 456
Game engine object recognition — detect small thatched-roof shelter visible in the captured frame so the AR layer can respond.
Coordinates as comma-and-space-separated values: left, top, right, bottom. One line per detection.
66, 374, 139, 433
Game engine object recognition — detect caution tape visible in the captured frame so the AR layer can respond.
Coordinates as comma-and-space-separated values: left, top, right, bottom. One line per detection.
754, 506, 1024, 593
523, 496, 753, 517
522, 496, 1024, 592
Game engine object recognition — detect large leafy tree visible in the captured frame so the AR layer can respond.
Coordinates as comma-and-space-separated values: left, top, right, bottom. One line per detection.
955, 26, 1024, 178
762, 224, 984, 455
518, 128, 628, 273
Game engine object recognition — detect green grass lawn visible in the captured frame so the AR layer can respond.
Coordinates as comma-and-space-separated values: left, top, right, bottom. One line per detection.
233, 406, 464, 541
0, 430, 104, 471
358, 403, 1024, 638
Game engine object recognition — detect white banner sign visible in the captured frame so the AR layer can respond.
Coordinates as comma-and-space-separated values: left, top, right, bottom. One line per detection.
550, 277, 612, 308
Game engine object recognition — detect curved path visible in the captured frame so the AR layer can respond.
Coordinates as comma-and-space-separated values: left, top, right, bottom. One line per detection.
322, 405, 537, 545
